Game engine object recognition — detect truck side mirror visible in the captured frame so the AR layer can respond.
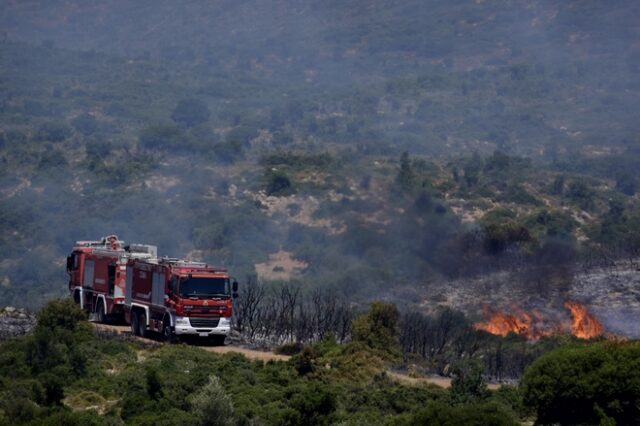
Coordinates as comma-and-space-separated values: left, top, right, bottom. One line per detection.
232, 281, 238, 292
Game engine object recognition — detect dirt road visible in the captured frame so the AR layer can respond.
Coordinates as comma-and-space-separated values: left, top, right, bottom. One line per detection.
93, 323, 290, 362
386, 371, 502, 390
93, 323, 502, 389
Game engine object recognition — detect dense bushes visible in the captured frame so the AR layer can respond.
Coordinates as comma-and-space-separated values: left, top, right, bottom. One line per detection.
409, 401, 519, 426
3, 300, 638, 425
171, 99, 210, 128
521, 342, 640, 425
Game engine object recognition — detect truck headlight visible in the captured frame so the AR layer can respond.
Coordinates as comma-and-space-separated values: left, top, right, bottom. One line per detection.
219, 317, 230, 326
174, 316, 189, 325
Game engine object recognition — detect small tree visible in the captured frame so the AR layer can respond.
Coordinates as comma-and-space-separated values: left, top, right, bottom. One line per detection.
38, 121, 71, 142
71, 113, 98, 136
171, 99, 210, 128
139, 124, 184, 150
549, 175, 565, 195
450, 359, 489, 404
146, 368, 163, 400
265, 169, 294, 196
396, 151, 416, 193
189, 375, 235, 426
567, 180, 595, 211
616, 172, 637, 196
352, 302, 400, 357
36, 299, 87, 333
463, 152, 483, 187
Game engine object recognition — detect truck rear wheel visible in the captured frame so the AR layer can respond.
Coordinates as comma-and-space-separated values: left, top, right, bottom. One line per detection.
131, 311, 139, 336
138, 312, 147, 337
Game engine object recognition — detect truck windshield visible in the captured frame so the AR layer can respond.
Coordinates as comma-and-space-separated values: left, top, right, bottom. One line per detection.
179, 277, 230, 298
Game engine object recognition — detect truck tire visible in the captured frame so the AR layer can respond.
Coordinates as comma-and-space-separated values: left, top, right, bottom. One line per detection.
138, 312, 147, 337
211, 335, 226, 346
96, 300, 106, 323
162, 316, 173, 342
131, 311, 139, 336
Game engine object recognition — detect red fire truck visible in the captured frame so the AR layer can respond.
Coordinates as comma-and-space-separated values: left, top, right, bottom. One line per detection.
66, 235, 157, 321
124, 257, 238, 344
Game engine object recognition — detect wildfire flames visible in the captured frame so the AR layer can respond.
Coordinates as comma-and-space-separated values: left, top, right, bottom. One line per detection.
474, 301, 603, 340
563, 301, 604, 339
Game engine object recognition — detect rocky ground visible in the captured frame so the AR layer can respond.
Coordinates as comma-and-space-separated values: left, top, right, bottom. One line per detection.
572, 260, 640, 338
0, 306, 37, 340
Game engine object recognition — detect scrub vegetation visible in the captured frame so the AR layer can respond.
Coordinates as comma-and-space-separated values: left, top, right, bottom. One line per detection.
2, 300, 638, 425
1, 1, 640, 424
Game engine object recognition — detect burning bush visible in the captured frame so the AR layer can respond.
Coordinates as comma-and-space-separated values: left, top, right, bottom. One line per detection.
473, 302, 604, 340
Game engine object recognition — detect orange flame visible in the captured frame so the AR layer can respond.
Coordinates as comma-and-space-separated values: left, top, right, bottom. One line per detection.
473, 307, 550, 339
474, 302, 604, 340
563, 301, 603, 339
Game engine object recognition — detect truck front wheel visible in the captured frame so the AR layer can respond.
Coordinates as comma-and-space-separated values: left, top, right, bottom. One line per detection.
131, 311, 139, 336
96, 300, 106, 323
210, 335, 226, 346
138, 312, 147, 337
162, 316, 174, 342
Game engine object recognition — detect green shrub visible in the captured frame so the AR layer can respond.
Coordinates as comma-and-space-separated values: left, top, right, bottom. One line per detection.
37, 121, 71, 142
450, 360, 489, 404
71, 113, 98, 135
36, 299, 87, 333
264, 170, 294, 196
139, 124, 184, 151
352, 302, 401, 358
521, 342, 640, 425
171, 98, 210, 128
410, 401, 519, 426
189, 375, 235, 426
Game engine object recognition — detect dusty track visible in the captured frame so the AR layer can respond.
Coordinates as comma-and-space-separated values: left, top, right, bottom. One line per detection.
93, 323, 501, 389
386, 371, 501, 390
92, 323, 290, 362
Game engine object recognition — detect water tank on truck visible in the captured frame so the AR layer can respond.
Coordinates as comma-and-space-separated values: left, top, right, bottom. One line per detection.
66, 235, 157, 322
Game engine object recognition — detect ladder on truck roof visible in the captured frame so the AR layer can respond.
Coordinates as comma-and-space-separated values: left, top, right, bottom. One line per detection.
74, 234, 123, 250
158, 257, 209, 268
74, 235, 157, 259
157, 257, 228, 272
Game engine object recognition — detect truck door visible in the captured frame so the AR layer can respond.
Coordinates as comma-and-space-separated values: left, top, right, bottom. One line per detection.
125, 265, 133, 305
108, 263, 116, 296
151, 272, 165, 306
83, 260, 94, 289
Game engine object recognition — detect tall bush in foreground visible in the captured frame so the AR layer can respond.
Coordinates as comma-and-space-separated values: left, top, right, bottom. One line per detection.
189, 375, 235, 426
521, 342, 640, 425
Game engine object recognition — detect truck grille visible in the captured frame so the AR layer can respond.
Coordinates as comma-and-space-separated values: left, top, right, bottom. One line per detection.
186, 306, 226, 314
189, 318, 220, 328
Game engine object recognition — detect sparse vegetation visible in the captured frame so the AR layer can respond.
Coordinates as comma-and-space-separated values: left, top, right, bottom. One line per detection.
1, 1, 639, 424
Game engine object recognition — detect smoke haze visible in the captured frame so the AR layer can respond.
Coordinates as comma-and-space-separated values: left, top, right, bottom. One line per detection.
0, 1, 639, 339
